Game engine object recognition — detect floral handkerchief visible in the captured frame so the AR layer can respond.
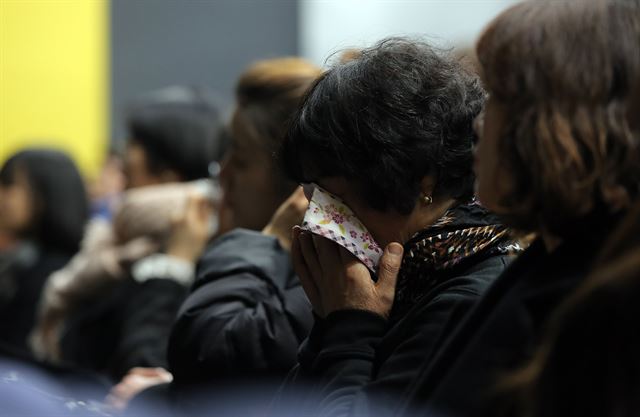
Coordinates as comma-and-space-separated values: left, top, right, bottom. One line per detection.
301, 185, 382, 273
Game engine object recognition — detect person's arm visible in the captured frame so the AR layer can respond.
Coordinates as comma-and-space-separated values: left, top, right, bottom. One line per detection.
272, 228, 402, 416
167, 229, 312, 385
299, 285, 490, 417
109, 278, 189, 379
283, 228, 505, 417
108, 195, 213, 380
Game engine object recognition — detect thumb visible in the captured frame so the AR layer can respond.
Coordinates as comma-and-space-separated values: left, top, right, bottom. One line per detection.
376, 243, 403, 294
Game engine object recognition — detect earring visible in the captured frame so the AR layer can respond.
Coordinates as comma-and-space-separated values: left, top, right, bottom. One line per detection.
421, 194, 433, 205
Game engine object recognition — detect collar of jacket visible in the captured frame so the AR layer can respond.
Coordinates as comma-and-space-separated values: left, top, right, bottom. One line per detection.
390, 201, 521, 320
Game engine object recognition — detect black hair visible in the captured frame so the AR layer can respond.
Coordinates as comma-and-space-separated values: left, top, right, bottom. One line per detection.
126, 86, 229, 181
0, 149, 89, 254
280, 38, 486, 214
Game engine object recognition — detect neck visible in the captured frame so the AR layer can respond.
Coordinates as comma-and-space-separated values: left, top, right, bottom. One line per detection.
394, 198, 456, 246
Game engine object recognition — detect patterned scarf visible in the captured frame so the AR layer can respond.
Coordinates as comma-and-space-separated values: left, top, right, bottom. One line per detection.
390, 200, 523, 321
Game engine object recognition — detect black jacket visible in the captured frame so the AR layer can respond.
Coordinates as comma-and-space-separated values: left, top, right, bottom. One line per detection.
400, 235, 609, 417
61, 278, 188, 380
276, 253, 511, 417
0, 244, 71, 356
167, 229, 313, 386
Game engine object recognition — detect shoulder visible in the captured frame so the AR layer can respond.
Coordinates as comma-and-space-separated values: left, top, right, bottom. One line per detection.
195, 228, 295, 290
434, 254, 512, 299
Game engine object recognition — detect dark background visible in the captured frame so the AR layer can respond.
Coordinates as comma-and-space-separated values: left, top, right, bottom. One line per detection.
110, 0, 299, 141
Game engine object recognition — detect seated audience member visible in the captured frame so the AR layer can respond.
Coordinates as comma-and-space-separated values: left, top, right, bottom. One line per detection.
165, 57, 321, 387
0, 149, 88, 356
274, 38, 520, 416
504, 72, 640, 417
111, 58, 321, 413
30, 86, 227, 381
400, 1, 640, 416
124, 85, 228, 189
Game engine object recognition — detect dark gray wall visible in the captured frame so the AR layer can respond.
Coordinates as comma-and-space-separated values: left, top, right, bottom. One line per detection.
110, 0, 298, 142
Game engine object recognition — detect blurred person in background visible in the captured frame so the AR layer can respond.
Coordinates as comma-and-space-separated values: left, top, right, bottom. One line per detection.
30, 86, 228, 386
114, 57, 321, 414
213, 58, 320, 233
401, 1, 640, 416
0, 149, 89, 356
123, 85, 228, 190
502, 71, 640, 417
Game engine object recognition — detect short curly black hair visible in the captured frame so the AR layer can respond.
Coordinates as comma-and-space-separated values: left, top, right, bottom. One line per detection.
279, 38, 486, 214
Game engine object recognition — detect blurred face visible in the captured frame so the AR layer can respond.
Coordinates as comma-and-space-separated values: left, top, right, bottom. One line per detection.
0, 168, 35, 238
473, 96, 513, 214
219, 111, 285, 231
124, 142, 179, 189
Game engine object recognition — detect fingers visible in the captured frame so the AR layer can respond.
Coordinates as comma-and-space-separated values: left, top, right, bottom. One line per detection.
288, 187, 310, 226
298, 230, 324, 282
292, 227, 322, 315
178, 194, 208, 219
129, 367, 167, 377
172, 194, 195, 226
311, 234, 341, 267
291, 227, 311, 278
376, 243, 403, 295
337, 246, 372, 281
287, 186, 307, 205
186, 193, 212, 223
105, 368, 173, 411
337, 245, 361, 267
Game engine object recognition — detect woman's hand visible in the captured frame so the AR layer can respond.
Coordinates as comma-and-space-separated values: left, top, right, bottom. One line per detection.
29, 309, 64, 362
166, 195, 214, 263
106, 367, 173, 411
291, 226, 404, 319
263, 187, 308, 251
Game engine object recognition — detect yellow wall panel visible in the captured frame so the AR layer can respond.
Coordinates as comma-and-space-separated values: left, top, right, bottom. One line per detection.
0, 0, 108, 179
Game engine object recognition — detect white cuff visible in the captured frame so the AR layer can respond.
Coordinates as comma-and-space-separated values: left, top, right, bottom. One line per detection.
131, 254, 195, 286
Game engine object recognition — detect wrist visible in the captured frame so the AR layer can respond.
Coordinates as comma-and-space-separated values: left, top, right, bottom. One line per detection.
131, 254, 196, 286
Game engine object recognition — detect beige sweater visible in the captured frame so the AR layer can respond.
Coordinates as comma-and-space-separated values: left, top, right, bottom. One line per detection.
30, 181, 202, 362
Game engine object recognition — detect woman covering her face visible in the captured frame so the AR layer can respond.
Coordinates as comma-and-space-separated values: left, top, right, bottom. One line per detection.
275, 38, 521, 415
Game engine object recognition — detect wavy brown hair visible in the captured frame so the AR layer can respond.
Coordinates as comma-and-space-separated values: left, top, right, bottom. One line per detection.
476, 0, 640, 237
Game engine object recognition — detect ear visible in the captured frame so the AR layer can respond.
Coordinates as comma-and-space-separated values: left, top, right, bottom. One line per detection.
420, 176, 437, 198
